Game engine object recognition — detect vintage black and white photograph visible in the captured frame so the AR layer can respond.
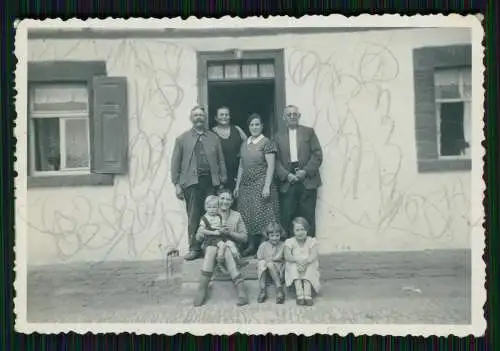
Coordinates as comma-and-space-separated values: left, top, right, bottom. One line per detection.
14, 15, 485, 336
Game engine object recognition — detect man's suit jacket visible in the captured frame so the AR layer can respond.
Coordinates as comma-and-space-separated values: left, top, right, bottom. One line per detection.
171, 129, 227, 189
274, 125, 323, 193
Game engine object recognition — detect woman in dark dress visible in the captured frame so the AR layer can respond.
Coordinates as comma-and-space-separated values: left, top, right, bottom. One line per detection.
234, 113, 280, 257
212, 106, 247, 191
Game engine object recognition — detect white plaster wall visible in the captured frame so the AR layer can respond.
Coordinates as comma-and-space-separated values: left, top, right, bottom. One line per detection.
25, 28, 474, 265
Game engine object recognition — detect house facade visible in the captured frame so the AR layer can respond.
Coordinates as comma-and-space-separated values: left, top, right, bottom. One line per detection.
25, 27, 474, 265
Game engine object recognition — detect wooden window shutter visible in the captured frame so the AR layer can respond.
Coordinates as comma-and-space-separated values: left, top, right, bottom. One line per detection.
91, 76, 128, 174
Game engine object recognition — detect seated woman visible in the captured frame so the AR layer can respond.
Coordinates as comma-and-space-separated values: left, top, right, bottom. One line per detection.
193, 188, 250, 307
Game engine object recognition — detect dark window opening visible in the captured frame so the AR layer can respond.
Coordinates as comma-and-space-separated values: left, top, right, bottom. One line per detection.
439, 102, 469, 156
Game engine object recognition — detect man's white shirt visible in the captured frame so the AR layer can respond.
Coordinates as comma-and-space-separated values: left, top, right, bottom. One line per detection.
289, 128, 298, 162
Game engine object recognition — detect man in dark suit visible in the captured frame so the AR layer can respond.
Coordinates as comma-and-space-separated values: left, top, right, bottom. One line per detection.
171, 105, 227, 260
274, 105, 323, 237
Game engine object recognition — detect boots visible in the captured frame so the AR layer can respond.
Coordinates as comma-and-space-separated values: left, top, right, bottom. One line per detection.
184, 250, 202, 261
193, 270, 212, 307
276, 286, 285, 304
257, 287, 268, 303
234, 276, 249, 306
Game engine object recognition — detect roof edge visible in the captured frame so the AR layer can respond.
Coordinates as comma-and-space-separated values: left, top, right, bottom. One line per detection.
28, 26, 422, 40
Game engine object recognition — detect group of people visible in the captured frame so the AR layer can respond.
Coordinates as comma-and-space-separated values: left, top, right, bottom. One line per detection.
170, 104, 323, 307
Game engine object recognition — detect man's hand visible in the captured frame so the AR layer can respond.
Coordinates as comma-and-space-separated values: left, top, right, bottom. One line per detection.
295, 170, 306, 181
287, 173, 299, 183
220, 226, 231, 239
175, 184, 184, 200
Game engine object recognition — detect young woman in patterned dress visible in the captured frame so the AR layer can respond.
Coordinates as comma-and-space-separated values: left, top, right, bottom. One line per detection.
234, 113, 280, 257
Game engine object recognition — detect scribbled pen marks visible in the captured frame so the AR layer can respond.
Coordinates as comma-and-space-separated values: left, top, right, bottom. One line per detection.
287, 41, 471, 241
26, 38, 473, 262
27, 40, 188, 262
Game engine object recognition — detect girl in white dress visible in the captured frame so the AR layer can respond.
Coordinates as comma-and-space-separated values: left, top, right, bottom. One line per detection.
284, 217, 320, 306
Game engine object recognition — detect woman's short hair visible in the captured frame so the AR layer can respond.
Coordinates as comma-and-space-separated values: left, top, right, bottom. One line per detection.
217, 106, 230, 114
216, 188, 234, 199
262, 221, 285, 239
291, 217, 311, 233
246, 113, 263, 126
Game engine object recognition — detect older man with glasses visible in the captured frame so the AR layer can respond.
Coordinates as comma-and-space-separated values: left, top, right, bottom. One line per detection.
273, 105, 323, 238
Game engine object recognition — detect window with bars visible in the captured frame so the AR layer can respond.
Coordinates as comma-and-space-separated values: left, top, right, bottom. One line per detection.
207, 61, 275, 81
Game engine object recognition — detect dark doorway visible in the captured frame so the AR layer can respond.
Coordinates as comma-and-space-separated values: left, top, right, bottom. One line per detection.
198, 50, 286, 135
207, 80, 276, 137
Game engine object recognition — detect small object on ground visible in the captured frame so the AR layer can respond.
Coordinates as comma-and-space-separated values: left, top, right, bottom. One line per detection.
402, 286, 423, 294
166, 248, 180, 257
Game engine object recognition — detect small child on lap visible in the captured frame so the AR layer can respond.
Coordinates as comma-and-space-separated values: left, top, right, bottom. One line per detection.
256, 222, 286, 304
284, 217, 320, 306
199, 195, 240, 274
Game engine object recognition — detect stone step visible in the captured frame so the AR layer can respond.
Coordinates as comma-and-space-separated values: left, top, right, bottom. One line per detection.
181, 257, 258, 283
27, 250, 470, 290
179, 249, 470, 283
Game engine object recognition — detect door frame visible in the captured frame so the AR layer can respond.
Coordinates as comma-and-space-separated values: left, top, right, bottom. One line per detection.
196, 49, 287, 134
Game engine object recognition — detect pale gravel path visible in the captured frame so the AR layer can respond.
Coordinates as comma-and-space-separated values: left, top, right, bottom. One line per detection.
27, 275, 470, 324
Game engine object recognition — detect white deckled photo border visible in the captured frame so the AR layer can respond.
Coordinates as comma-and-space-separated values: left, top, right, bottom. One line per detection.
13, 14, 486, 336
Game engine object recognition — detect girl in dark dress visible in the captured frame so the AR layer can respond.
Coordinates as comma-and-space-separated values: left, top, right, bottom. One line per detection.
212, 106, 247, 191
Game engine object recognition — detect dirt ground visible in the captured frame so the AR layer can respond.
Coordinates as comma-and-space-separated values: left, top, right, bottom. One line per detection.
26, 272, 470, 324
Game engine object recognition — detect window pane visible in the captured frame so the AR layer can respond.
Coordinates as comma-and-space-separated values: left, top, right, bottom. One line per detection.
439, 102, 468, 156
463, 101, 471, 157
435, 84, 460, 99
434, 67, 473, 100
208, 65, 224, 80
224, 64, 241, 79
64, 119, 90, 169
34, 118, 60, 171
462, 67, 472, 99
31, 84, 88, 113
259, 63, 275, 78
242, 63, 258, 79
462, 83, 472, 99
435, 68, 460, 86
461, 67, 472, 85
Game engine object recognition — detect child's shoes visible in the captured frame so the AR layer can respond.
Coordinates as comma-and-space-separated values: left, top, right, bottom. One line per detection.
276, 287, 285, 304
257, 289, 268, 303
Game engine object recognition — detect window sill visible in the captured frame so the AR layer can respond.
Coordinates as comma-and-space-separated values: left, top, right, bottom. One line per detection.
417, 159, 472, 173
27, 173, 114, 188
